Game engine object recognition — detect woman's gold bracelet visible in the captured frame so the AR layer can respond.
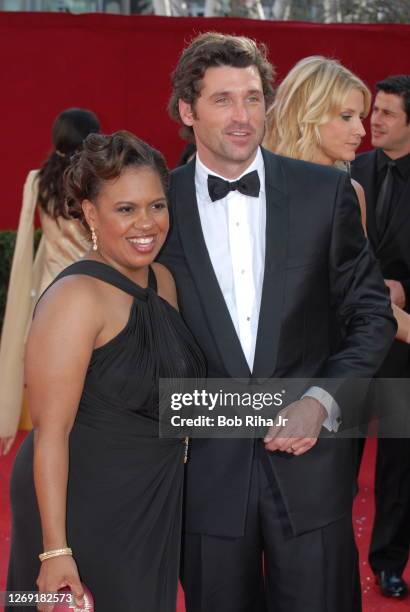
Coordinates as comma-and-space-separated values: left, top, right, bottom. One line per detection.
39, 547, 73, 562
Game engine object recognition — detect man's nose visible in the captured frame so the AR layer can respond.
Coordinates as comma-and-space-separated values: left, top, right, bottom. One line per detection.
371, 110, 381, 125
231, 102, 249, 123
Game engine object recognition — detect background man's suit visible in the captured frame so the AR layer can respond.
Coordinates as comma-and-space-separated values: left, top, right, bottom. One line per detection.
352, 150, 410, 576
160, 148, 395, 611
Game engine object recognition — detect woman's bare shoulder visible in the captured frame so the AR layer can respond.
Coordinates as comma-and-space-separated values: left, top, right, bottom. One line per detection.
34, 274, 105, 324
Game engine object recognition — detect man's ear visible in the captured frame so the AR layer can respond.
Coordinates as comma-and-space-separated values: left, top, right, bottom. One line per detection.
82, 199, 97, 230
179, 99, 195, 127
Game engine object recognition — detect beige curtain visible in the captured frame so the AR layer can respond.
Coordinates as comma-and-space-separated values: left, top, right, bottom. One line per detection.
0, 171, 43, 438
0, 170, 91, 438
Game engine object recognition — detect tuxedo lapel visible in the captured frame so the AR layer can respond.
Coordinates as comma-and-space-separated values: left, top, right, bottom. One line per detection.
252, 150, 288, 380
174, 161, 251, 378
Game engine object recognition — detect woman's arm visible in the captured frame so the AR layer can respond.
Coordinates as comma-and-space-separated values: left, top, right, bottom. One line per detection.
26, 276, 104, 608
351, 178, 410, 344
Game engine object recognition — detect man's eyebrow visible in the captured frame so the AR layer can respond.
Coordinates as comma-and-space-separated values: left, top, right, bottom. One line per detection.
209, 90, 230, 98
209, 89, 263, 98
373, 105, 398, 114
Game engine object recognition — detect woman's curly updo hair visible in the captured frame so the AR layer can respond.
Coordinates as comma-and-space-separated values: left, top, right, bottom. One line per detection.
65, 131, 169, 226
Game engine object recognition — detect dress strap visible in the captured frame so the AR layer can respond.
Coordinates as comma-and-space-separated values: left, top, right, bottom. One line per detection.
148, 266, 157, 292
39, 260, 149, 303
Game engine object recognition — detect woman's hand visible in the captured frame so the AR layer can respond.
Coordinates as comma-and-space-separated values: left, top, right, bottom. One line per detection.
36, 555, 84, 611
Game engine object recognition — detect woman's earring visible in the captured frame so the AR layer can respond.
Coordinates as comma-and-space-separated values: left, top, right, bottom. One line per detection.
90, 226, 98, 251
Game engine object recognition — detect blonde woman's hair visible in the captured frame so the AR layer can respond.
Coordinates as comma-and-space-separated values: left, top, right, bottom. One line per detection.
264, 56, 371, 162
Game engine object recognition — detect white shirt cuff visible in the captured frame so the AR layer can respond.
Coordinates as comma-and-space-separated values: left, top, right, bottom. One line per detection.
302, 386, 341, 432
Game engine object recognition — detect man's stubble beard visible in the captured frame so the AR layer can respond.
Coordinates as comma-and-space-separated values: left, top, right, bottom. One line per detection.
219, 125, 265, 165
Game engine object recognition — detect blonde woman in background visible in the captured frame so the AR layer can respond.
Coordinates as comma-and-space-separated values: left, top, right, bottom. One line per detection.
0, 108, 100, 455
264, 56, 410, 344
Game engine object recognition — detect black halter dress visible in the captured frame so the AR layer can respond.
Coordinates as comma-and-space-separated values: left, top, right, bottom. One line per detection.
7, 260, 205, 612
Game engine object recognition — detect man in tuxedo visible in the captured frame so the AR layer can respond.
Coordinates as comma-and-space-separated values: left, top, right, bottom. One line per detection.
351, 75, 410, 599
160, 33, 396, 611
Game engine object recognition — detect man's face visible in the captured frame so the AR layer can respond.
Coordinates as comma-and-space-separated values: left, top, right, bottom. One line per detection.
179, 65, 266, 179
371, 91, 410, 158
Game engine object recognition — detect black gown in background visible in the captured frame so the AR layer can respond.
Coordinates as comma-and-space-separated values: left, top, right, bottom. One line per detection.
7, 260, 205, 612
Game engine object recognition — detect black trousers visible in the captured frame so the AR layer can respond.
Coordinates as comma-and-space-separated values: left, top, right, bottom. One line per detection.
363, 348, 410, 575
369, 438, 410, 574
181, 443, 361, 612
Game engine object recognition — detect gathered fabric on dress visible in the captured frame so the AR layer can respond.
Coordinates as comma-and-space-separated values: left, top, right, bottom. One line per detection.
7, 260, 206, 612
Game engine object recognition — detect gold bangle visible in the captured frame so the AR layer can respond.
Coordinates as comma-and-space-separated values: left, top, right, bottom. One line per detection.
39, 547, 73, 562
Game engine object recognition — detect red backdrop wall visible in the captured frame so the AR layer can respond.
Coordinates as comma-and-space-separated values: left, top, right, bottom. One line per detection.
1, 12, 409, 229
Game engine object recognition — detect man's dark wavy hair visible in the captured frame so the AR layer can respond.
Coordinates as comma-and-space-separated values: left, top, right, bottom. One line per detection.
168, 32, 275, 140
376, 75, 410, 124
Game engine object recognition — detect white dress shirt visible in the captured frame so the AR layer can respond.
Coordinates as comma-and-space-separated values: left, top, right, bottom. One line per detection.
195, 148, 340, 432
196, 148, 266, 369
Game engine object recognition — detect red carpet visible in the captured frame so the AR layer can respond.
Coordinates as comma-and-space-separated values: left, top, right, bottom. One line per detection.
1, 433, 409, 610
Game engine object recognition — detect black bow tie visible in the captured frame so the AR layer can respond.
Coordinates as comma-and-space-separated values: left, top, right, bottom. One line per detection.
207, 170, 260, 202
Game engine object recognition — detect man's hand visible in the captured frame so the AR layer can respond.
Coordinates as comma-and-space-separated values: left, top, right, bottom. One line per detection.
263, 396, 327, 456
385, 279, 406, 309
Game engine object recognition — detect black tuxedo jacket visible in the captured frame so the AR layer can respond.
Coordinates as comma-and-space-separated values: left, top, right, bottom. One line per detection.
351, 150, 410, 378
351, 150, 410, 310
159, 148, 395, 537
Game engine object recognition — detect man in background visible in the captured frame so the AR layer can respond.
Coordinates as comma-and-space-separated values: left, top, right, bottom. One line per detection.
352, 75, 410, 599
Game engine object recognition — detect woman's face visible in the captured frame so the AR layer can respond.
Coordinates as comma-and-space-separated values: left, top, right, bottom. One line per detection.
316, 88, 366, 165
83, 166, 169, 281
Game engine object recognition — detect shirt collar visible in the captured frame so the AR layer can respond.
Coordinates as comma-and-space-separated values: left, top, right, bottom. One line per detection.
377, 148, 410, 179
195, 147, 265, 201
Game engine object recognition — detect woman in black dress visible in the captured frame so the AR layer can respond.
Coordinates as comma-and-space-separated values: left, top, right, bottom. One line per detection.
7, 131, 205, 611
